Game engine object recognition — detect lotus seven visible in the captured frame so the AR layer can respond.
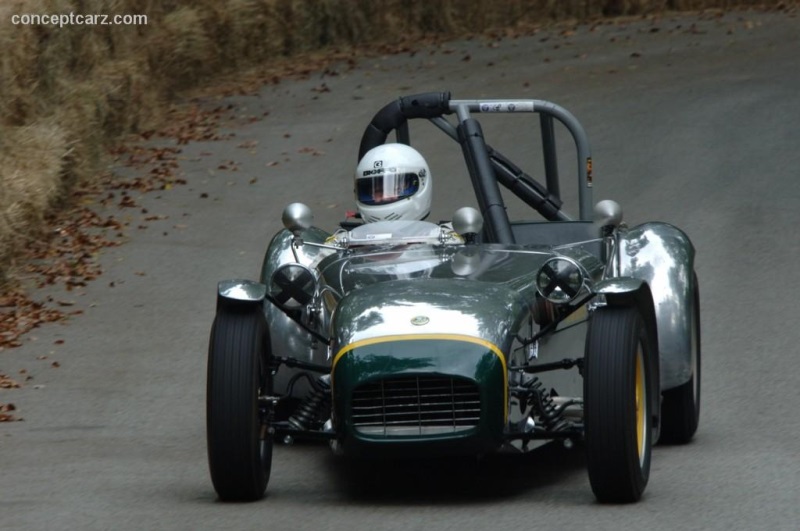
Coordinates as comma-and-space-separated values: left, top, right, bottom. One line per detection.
206, 93, 701, 503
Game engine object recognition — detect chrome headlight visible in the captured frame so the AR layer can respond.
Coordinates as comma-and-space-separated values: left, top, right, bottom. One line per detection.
536, 257, 585, 304
269, 263, 317, 310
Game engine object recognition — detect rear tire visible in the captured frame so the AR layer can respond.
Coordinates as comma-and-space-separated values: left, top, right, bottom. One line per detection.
660, 274, 701, 444
206, 306, 272, 501
584, 306, 656, 503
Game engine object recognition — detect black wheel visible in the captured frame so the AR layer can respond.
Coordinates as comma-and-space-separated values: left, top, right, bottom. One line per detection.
206, 306, 272, 501
584, 306, 656, 503
660, 274, 701, 444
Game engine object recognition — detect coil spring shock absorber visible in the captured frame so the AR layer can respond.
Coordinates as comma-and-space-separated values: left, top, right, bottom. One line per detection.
287, 375, 331, 431
528, 378, 571, 433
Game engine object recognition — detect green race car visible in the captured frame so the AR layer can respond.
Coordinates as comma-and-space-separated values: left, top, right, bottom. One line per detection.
206, 92, 701, 504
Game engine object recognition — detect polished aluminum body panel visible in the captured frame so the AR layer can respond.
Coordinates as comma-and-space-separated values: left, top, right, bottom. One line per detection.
260, 228, 334, 282
259, 228, 335, 393
617, 222, 696, 390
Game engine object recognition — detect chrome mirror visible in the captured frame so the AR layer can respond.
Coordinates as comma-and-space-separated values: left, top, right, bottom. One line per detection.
452, 207, 484, 243
281, 203, 313, 237
594, 200, 623, 229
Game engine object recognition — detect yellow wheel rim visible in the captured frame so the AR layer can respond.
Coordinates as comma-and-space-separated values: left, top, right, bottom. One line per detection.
635, 346, 646, 463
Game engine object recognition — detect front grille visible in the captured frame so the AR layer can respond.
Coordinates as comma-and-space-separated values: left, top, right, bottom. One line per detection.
351, 376, 481, 436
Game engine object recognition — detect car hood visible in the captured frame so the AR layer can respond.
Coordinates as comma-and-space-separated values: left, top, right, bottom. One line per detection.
321, 245, 556, 351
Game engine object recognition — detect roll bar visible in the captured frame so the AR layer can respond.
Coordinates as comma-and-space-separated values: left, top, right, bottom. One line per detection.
357, 92, 594, 243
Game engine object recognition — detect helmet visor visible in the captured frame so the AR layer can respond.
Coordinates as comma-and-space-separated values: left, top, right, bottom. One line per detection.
357, 173, 419, 206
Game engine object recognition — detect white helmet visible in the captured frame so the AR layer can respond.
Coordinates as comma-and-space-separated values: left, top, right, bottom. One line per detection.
355, 143, 432, 222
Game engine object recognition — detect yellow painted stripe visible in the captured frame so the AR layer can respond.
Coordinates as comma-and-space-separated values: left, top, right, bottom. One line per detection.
332, 333, 508, 421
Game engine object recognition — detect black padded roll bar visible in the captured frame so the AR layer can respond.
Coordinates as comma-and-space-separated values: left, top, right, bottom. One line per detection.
358, 92, 452, 160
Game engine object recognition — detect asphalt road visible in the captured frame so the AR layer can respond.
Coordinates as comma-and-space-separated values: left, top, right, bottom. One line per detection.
2, 9, 799, 531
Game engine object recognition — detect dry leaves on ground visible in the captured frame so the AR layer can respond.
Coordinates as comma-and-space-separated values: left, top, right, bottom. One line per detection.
0, 402, 22, 422
0, 83, 250, 352
1, 290, 71, 351
0, 372, 22, 389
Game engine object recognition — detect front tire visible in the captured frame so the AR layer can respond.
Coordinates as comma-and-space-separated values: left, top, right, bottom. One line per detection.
584, 306, 656, 503
207, 305, 272, 501
660, 273, 701, 444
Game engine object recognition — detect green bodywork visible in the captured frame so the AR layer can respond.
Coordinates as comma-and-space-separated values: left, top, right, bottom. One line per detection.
332, 338, 506, 455
314, 243, 603, 453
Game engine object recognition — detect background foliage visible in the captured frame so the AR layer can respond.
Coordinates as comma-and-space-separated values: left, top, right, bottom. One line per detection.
0, 0, 786, 276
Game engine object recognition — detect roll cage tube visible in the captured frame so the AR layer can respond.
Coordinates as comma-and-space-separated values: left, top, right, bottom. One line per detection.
457, 112, 516, 243
358, 92, 453, 160
357, 93, 595, 234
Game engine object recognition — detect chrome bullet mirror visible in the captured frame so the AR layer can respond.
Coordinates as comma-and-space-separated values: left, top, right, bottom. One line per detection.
281, 202, 313, 237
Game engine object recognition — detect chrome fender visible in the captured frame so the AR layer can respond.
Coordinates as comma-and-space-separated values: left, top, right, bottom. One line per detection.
617, 222, 696, 390
215, 279, 328, 398
217, 279, 266, 308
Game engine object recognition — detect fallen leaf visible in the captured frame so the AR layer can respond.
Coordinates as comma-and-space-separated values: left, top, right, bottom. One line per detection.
0, 374, 22, 389
298, 147, 325, 156
0, 403, 23, 422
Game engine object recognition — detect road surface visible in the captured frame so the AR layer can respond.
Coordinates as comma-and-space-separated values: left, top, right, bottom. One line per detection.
2, 9, 798, 531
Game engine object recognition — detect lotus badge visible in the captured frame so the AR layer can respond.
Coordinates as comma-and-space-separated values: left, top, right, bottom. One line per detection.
410, 315, 430, 326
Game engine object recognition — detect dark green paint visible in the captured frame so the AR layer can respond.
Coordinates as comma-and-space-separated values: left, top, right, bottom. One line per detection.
333, 338, 506, 456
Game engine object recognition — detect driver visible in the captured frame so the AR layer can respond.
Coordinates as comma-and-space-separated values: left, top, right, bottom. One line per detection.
354, 143, 432, 222
331, 143, 459, 248
325, 143, 460, 277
